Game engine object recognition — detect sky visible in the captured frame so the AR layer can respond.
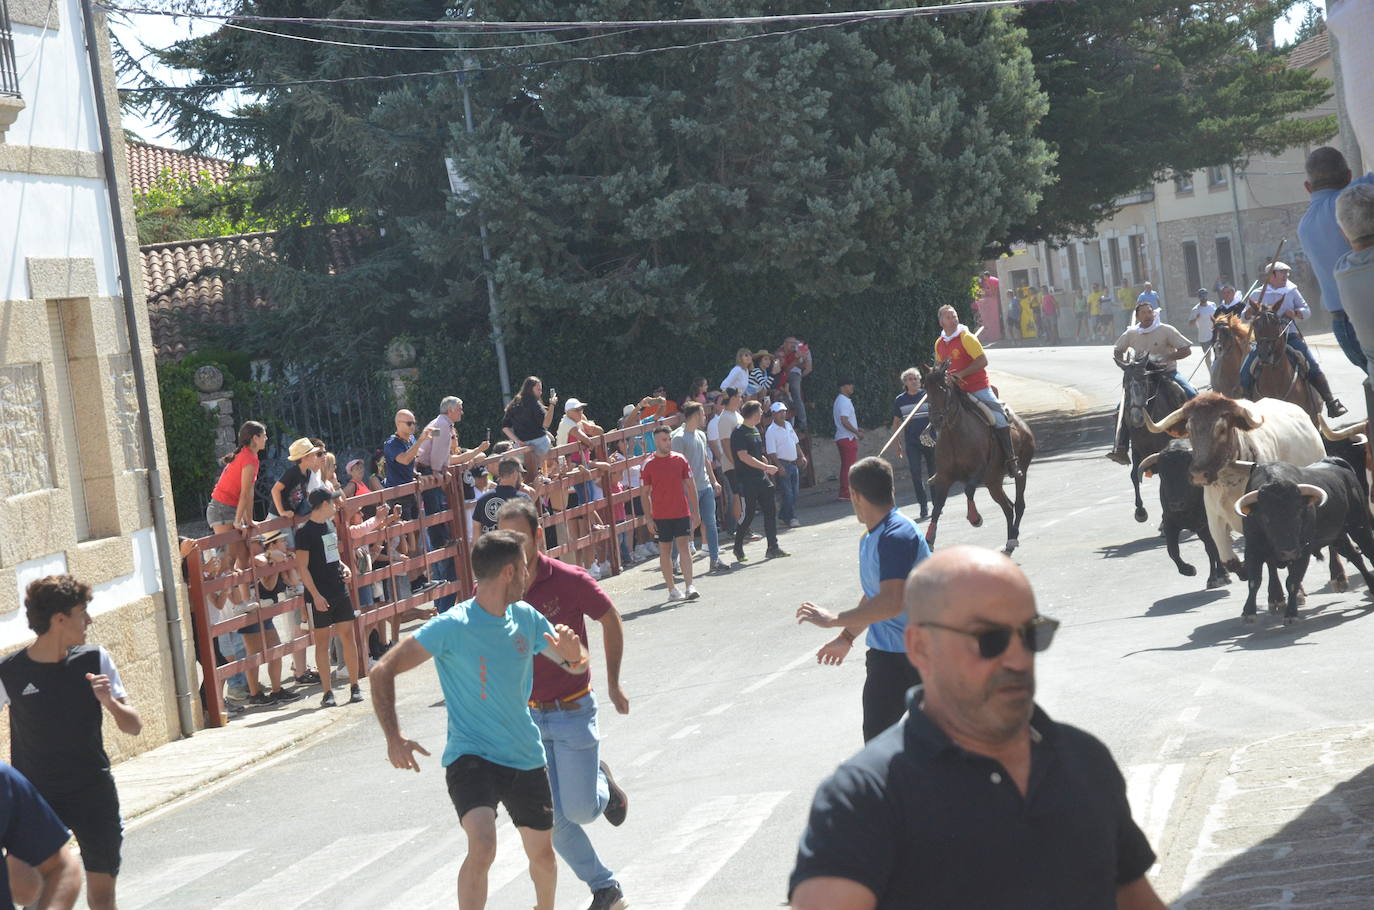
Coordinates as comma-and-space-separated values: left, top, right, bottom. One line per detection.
110, 1, 1323, 150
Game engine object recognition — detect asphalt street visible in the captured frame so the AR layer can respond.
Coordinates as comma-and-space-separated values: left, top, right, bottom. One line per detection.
116, 340, 1374, 909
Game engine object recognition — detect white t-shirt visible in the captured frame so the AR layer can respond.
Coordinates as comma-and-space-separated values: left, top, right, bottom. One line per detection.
713, 409, 742, 469
721, 365, 750, 393
833, 394, 858, 441
765, 421, 800, 461
1190, 302, 1217, 343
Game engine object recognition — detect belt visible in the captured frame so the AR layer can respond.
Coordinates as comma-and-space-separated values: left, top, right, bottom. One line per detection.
528, 685, 591, 712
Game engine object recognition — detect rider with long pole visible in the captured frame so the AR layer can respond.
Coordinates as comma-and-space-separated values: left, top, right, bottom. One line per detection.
1238, 261, 1347, 418
1104, 303, 1196, 465
933, 306, 1021, 479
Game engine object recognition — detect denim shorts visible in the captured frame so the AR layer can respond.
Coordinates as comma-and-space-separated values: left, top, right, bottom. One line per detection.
523, 435, 552, 458
205, 497, 237, 527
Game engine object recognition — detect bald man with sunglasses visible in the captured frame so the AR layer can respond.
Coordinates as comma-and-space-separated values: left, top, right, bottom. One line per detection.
790, 546, 1164, 910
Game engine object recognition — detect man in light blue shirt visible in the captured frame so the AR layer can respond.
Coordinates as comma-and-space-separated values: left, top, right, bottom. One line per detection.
368, 530, 589, 910
1297, 146, 1374, 371
1136, 282, 1161, 313
797, 456, 930, 742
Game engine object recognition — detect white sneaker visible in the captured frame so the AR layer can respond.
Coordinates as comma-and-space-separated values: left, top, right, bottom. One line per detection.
789, 518, 802, 528
666, 586, 683, 601
685, 584, 700, 601
588, 563, 603, 580
638, 543, 657, 559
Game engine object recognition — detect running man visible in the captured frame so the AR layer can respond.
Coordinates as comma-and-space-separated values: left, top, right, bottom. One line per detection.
0, 576, 143, 910
797, 457, 930, 741
933, 305, 1021, 479
369, 530, 589, 910
496, 499, 631, 910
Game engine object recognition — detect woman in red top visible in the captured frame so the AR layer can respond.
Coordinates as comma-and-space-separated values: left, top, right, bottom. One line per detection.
207, 421, 267, 601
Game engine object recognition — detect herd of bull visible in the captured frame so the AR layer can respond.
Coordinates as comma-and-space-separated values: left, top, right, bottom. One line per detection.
1132, 392, 1374, 624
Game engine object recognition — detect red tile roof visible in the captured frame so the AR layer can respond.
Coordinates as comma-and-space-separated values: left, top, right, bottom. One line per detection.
1287, 25, 1329, 70
142, 226, 371, 360
126, 141, 236, 195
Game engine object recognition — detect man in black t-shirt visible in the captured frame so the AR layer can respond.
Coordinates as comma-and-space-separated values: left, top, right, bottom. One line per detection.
295, 488, 364, 708
730, 401, 789, 563
0, 575, 143, 910
472, 457, 531, 541
789, 547, 1161, 910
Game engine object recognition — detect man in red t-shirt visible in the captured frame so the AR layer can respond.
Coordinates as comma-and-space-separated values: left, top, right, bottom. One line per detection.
933, 305, 1021, 479
640, 426, 701, 601
494, 499, 630, 910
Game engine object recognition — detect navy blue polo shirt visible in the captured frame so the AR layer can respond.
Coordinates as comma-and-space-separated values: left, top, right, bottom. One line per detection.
789, 693, 1155, 908
0, 762, 70, 910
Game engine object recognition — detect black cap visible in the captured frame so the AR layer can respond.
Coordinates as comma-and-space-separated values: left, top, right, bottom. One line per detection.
1197, 288, 1209, 297
308, 488, 343, 508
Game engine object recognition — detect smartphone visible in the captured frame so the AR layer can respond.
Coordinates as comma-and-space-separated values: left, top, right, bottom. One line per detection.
550, 387, 557, 400
485, 427, 491, 442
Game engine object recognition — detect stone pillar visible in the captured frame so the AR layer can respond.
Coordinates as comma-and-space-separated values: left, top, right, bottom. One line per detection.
384, 338, 418, 411
193, 365, 236, 459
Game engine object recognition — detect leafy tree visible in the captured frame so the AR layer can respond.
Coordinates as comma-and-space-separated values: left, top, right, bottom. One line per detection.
1010, 0, 1336, 245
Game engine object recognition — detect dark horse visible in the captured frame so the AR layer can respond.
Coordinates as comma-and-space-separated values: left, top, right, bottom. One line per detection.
1119, 354, 1190, 524
1250, 308, 1319, 421
919, 361, 1035, 554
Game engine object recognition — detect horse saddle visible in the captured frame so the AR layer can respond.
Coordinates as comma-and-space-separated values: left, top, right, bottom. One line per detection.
956, 389, 1011, 428
1246, 341, 1309, 381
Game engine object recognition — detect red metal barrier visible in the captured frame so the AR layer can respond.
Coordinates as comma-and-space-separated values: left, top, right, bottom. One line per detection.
186, 414, 684, 726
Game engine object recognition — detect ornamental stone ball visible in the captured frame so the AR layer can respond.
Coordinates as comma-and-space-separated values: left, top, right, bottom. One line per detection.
193, 365, 224, 393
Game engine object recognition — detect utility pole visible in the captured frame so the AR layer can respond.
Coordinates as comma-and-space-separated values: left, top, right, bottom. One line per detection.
446, 55, 512, 404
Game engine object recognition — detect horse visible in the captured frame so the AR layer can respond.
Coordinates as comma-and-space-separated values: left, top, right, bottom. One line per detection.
1249, 308, 1319, 421
1209, 312, 1250, 398
918, 361, 1035, 554
1119, 354, 1189, 523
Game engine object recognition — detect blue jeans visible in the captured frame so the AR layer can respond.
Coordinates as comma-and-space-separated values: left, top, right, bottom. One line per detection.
968, 388, 1009, 428
777, 462, 800, 523
787, 369, 807, 430
420, 485, 456, 612
1240, 333, 1323, 394
222, 630, 248, 691
1332, 312, 1369, 372
531, 694, 618, 893
697, 485, 719, 562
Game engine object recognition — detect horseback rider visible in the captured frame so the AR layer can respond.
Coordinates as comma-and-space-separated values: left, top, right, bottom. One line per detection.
1105, 302, 1197, 465
933, 305, 1022, 479
1215, 283, 1246, 318
1239, 261, 1346, 418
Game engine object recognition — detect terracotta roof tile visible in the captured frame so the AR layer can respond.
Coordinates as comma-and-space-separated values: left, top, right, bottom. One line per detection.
126, 141, 236, 196
1287, 25, 1329, 70
142, 226, 372, 360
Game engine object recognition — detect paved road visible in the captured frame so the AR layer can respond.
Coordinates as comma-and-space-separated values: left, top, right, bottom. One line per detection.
118, 343, 1374, 909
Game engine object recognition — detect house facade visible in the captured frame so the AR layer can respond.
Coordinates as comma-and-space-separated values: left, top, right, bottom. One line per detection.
0, 0, 197, 757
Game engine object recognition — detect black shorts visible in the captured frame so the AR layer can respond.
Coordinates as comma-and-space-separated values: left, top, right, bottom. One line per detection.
446, 755, 553, 830
654, 516, 691, 542
396, 494, 418, 522
723, 469, 739, 495
43, 774, 123, 875
629, 497, 644, 517
307, 591, 355, 629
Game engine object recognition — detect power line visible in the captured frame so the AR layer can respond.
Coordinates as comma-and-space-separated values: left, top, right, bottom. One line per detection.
98, 0, 1054, 33
219, 21, 643, 53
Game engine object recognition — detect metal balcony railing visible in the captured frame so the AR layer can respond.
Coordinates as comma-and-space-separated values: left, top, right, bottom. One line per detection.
0, 0, 21, 99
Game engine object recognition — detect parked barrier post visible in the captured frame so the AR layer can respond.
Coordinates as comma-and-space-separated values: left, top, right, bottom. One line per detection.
185, 545, 224, 728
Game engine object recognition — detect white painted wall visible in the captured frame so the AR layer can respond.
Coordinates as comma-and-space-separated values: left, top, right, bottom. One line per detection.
6, 0, 102, 154
0, 173, 119, 299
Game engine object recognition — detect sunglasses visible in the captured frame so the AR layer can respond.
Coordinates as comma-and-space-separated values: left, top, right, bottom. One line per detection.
401, 420, 416, 426
917, 615, 1060, 659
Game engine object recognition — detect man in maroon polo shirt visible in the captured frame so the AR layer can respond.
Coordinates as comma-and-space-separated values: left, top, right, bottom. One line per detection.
495, 499, 631, 910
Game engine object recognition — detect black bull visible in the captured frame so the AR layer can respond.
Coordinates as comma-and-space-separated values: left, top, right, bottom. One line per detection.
1137, 440, 1227, 588
1234, 458, 1374, 623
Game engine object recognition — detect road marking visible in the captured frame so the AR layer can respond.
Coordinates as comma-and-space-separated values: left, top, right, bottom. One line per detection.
1040, 518, 1061, 530
705, 701, 734, 716
1157, 733, 1186, 759
617, 791, 789, 910
1068, 506, 1091, 518
1126, 762, 1184, 857
1096, 496, 1117, 505
215, 828, 424, 910
670, 723, 701, 741
387, 822, 527, 909
630, 748, 662, 768
122, 850, 247, 908
1178, 706, 1202, 725
741, 651, 815, 695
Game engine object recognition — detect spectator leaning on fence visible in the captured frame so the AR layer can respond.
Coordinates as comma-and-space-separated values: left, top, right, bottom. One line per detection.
416, 396, 491, 612
206, 421, 267, 606
502, 376, 558, 478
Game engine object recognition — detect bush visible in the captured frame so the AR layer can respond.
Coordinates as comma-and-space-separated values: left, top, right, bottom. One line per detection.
156, 360, 218, 521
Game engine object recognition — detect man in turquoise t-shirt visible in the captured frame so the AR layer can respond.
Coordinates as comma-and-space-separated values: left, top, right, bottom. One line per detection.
797, 456, 930, 741
369, 530, 589, 910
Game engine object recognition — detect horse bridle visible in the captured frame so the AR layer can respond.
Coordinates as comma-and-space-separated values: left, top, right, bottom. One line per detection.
1252, 308, 1292, 366
925, 369, 960, 431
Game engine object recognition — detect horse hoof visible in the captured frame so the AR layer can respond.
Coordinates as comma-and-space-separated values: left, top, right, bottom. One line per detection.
969, 517, 983, 528
1134, 508, 1148, 523
1002, 539, 1018, 554
1179, 564, 1197, 577
1333, 578, 1349, 593
1243, 614, 1257, 624
1206, 574, 1230, 589
1268, 601, 1283, 614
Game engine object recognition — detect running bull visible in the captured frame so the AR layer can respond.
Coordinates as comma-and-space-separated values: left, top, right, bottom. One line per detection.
1146, 392, 1325, 577
1136, 440, 1227, 588
1233, 457, 1374, 623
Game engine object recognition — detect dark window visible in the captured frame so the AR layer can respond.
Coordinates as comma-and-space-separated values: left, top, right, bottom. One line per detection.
1214, 236, 1235, 286
1045, 249, 1056, 288
1107, 238, 1124, 287
0, 0, 20, 99
1182, 241, 1202, 294
1128, 235, 1148, 283
1207, 166, 1228, 187
1067, 244, 1081, 291
1174, 173, 1194, 195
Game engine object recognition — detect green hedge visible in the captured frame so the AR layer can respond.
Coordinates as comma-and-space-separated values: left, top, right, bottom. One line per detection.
156, 360, 218, 521
411, 274, 971, 445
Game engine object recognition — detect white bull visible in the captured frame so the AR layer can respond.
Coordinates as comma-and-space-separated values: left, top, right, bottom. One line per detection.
1146, 393, 1325, 574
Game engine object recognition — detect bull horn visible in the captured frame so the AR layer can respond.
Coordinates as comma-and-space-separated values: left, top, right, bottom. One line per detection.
1235, 400, 1266, 430
1232, 460, 1256, 470
1233, 489, 1260, 518
1318, 413, 1368, 441
1297, 483, 1328, 508
1136, 452, 1161, 480
1145, 403, 1189, 435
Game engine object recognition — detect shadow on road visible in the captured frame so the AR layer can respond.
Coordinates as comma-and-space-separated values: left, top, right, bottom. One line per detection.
1023, 406, 1115, 457
1127, 597, 1374, 654
1097, 536, 1164, 559
1172, 762, 1374, 908
1145, 588, 1230, 616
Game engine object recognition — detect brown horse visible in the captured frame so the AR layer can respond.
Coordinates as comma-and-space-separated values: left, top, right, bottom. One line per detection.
1249, 309, 1319, 421
918, 361, 1035, 554
1209, 313, 1250, 397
